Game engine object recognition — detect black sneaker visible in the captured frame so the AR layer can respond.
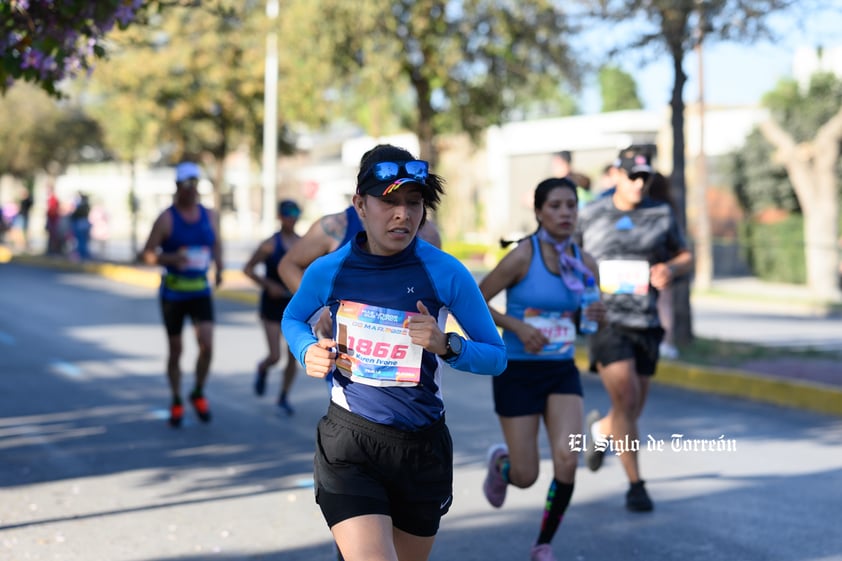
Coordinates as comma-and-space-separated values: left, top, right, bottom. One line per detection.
584, 409, 605, 472
626, 481, 654, 512
277, 396, 295, 416
254, 364, 267, 396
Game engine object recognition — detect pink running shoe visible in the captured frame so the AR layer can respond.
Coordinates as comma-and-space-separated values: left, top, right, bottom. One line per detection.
530, 543, 557, 561
482, 443, 509, 508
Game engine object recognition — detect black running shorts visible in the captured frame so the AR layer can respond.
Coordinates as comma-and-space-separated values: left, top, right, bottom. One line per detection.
590, 324, 664, 376
259, 293, 291, 323
492, 359, 583, 417
314, 402, 453, 537
160, 295, 214, 336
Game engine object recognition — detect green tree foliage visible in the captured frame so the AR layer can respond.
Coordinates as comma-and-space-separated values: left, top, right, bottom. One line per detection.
281, 0, 583, 163
739, 215, 806, 284
598, 65, 642, 112
755, 70, 842, 296
0, 82, 105, 181
1, 0, 146, 97
583, 0, 799, 344
728, 129, 799, 214
85, 2, 270, 212
764, 72, 842, 146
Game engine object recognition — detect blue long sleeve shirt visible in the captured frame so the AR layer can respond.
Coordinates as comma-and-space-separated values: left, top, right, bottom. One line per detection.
282, 233, 506, 430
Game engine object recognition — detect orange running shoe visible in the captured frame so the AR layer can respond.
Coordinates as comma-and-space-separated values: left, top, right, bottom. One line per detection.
190, 393, 212, 423
169, 403, 184, 427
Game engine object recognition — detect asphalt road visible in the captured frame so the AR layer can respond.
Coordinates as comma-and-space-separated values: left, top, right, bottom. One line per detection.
1, 264, 841, 561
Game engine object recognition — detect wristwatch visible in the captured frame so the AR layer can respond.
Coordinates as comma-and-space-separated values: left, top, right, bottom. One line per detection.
440, 332, 463, 360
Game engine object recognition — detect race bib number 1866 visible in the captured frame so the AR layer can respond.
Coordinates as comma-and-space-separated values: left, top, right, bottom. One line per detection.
335, 300, 424, 387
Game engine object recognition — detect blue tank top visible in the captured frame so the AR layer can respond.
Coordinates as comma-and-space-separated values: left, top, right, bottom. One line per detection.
159, 205, 215, 300
340, 205, 363, 247
262, 231, 289, 293
503, 235, 583, 361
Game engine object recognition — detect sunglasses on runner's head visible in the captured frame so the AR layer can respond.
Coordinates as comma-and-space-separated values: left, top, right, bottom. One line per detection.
362, 160, 429, 183
177, 178, 199, 188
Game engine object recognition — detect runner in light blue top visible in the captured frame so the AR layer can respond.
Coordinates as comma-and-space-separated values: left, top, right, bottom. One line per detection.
478, 177, 604, 561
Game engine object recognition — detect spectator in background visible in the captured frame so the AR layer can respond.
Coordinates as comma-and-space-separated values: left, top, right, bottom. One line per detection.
597, 162, 621, 198
46, 186, 61, 254
646, 172, 679, 359
0, 201, 16, 245
70, 191, 92, 260
89, 201, 111, 258
550, 150, 593, 208
18, 187, 33, 250
550, 150, 574, 180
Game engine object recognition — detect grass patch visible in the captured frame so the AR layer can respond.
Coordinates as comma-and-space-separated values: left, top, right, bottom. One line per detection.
678, 337, 840, 369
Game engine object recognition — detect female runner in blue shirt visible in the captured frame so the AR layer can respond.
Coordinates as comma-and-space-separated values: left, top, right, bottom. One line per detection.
282, 144, 507, 561
478, 177, 605, 561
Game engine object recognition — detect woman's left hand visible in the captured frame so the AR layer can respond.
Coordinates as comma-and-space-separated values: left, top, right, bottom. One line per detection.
584, 300, 607, 323
407, 300, 447, 355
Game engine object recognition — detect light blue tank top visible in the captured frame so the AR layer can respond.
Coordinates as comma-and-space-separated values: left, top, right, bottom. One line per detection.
503, 235, 582, 361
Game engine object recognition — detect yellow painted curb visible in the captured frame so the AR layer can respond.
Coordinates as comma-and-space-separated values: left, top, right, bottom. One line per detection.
216, 289, 259, 306
654, 361, 842, 417
6, 254, 257, 295
574, 349, 842, 418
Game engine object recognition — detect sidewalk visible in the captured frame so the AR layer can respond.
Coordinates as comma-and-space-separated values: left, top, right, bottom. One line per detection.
693, 276, 842, 317
3, 243, 841, 418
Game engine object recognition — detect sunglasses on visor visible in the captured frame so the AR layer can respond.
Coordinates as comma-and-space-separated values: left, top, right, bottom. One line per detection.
362, 160, 429, 183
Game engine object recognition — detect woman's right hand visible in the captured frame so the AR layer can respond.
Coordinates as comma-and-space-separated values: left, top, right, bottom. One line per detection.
304, 339, 337, 378
516, 322, 549, 354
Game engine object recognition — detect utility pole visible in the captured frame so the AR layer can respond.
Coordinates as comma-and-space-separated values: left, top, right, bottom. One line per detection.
261, 0, 279, 234
694, 1, 713, 290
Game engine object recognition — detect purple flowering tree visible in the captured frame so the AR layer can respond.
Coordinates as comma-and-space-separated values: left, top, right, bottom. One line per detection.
1, 0, 146, 96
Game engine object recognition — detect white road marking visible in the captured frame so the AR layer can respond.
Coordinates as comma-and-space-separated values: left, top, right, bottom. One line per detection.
49, 360, 84, 380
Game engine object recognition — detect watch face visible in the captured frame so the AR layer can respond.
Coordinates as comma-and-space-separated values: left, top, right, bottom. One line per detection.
448, 333, 462, 354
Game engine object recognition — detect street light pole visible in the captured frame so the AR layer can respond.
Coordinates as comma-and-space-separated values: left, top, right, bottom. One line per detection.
261, 0, 279, 235
694, 2, 713, 290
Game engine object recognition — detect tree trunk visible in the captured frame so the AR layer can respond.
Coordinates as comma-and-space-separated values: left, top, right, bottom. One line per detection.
129, 159, 139, 257
669, 47, 694, 346
801, 195, 840, 298
410, 70, 438, 167
213, 156, 225, 233
760, 109, 842, 300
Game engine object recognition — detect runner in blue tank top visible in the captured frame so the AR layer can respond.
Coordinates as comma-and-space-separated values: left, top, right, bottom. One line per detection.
478, 177, 605, 561
282, 144, 506, 561
243, 199, 302, 415
140, 162, 223, 427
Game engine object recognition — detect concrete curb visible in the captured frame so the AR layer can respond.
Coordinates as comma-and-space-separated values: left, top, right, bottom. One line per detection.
6, 252, 841, 418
